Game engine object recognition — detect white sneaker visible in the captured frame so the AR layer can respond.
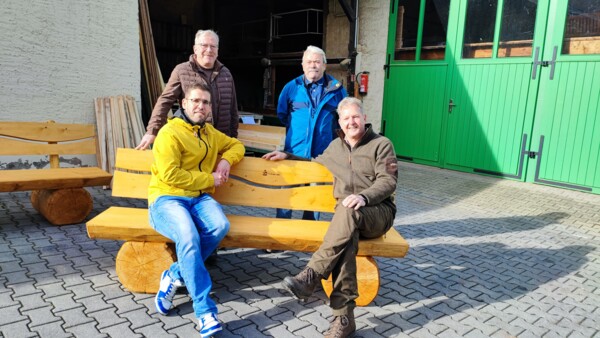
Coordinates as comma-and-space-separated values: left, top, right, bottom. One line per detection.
199, 313, 222, 337
154, 270, 180, 315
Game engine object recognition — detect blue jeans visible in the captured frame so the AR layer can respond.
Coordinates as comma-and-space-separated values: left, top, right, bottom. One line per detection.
276, 208, 320, 221
149, 194, 230, 318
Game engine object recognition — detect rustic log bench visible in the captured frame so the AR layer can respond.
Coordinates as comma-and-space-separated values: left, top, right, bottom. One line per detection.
0, 121, 113, 225
86, 148, 409, 306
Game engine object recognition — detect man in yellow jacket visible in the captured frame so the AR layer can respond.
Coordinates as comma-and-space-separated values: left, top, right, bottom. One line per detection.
148, 83, 245, 337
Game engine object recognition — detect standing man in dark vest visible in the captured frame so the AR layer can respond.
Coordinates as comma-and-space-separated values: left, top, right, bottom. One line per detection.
137, 29, 238, 150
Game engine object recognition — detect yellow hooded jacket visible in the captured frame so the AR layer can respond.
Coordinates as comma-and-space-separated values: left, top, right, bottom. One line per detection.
148, 117, 245, 204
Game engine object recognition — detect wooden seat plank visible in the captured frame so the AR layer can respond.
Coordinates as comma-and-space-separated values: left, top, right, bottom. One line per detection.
87, 207, 409, 258
0, 167, 113, 192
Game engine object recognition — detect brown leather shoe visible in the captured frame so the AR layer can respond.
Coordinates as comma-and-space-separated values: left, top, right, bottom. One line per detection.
282, 266, 322, 301
324, 313, 356, 338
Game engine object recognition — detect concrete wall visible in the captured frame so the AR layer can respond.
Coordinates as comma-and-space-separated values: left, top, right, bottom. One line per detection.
324, 0, 351, 91
323, 0, 389, 133
0, 0, 140, 125
355, 0, 390, 133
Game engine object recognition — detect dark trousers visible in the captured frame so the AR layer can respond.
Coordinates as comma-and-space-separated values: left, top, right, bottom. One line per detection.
308, 201, 395, 315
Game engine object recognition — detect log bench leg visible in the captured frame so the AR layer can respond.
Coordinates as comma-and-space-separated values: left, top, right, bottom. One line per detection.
321, 256, 380, 307
116, 241, 176, 293
31, 188, 93, 225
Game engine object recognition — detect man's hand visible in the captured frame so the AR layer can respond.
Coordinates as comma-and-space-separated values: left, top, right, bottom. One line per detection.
342, 194, 366, 210
262, 151, 288, 161
215, 159, 231, 182
135, 134, 156, 150
212, 172, 226, 187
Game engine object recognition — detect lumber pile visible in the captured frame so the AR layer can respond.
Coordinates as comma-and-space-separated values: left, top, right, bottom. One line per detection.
94, 95, 145, 177
238, 124, 286, 153
139, 0, 164, 108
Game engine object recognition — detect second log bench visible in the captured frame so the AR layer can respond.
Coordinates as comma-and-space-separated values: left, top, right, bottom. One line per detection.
0, 121, 112, 225
86, 148, 409, 306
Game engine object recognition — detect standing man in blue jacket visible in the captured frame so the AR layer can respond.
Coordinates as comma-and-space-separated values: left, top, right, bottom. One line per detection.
277, 45, 348, 220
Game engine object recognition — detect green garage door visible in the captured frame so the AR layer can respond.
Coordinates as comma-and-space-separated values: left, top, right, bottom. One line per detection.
527, 0, 600, 192
383, 0, 600, 194
382, 0, 457, 166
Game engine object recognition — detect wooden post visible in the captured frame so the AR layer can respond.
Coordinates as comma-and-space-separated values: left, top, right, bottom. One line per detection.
321, 256, 380, 306
30, 188, 93, 225
116, 241, 177, 293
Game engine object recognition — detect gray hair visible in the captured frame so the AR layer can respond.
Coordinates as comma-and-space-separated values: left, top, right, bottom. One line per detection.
194, 29, 219, 46
338, 97, 363, 114
303, 45, 327, 64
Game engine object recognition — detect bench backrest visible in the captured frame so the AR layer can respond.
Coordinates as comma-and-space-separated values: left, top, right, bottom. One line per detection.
0, 121, 99, 168
237, 123, 286, 152
112, 148, 336, 212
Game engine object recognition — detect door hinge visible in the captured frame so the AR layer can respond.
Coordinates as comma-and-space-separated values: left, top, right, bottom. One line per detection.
384, 54, 391, 79
532, 46, 557, 80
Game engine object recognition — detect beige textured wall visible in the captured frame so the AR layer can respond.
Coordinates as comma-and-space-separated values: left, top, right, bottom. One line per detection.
323, 0, 389, 132
0, 0, 140, 124
324, 0, 351, 90
355, 0, 390, 133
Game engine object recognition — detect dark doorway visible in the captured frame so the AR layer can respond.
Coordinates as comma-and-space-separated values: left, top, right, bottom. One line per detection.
147, 0, 327, 125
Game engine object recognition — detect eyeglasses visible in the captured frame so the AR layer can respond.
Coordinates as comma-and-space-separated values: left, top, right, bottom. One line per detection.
187, 98, 211, 105
197, 43, 218, 50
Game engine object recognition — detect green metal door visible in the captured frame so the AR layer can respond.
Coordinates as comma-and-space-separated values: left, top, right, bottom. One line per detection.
383, 0, 600, 194
382, 0, 459, 166
384, 0, 545, 175
527, 1, 600, 193
443, 0, 546, 178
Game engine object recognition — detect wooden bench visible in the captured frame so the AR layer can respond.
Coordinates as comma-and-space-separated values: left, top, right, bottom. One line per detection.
237, 123, 286, 153
86, 148, 409, 306
0, 121, 113, 225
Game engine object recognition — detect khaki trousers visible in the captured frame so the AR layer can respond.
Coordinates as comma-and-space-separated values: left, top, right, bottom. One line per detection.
308, 201, 395, 315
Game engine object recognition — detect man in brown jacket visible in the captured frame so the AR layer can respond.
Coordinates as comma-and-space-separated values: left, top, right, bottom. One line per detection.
262, 97, 398, 338
137, 29, 239, 150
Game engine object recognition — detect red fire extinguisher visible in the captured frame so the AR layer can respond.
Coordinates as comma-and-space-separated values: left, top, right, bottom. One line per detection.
358, 71, 369, 95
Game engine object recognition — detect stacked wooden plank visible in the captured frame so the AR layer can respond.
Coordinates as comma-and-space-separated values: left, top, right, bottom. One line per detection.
237, 124, 286, 153
139, 0, 164, 108
94, 95, 145, 176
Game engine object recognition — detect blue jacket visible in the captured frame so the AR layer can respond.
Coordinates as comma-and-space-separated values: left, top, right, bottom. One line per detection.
277, 74, 348, 158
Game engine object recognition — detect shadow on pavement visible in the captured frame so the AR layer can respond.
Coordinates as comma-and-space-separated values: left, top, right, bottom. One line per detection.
400, 212, 569, 239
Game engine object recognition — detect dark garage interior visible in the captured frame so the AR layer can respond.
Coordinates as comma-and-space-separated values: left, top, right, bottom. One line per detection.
144, 0, 353, 125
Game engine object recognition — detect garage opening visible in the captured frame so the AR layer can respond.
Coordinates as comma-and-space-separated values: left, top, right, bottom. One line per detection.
143, 0, 352, 126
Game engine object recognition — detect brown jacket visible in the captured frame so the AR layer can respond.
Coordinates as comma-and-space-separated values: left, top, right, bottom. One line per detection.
146, 55, 239, 137
314, 125, 398, 208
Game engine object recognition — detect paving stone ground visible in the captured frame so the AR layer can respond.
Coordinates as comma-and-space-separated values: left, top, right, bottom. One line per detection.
1, 162, 599, 338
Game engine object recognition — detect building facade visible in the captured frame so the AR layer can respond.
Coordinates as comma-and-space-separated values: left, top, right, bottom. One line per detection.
381, 0, 600, 194
0, 0, 140, 125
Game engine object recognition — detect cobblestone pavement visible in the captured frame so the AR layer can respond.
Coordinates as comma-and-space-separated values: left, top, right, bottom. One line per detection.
1, 162, 599, 338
